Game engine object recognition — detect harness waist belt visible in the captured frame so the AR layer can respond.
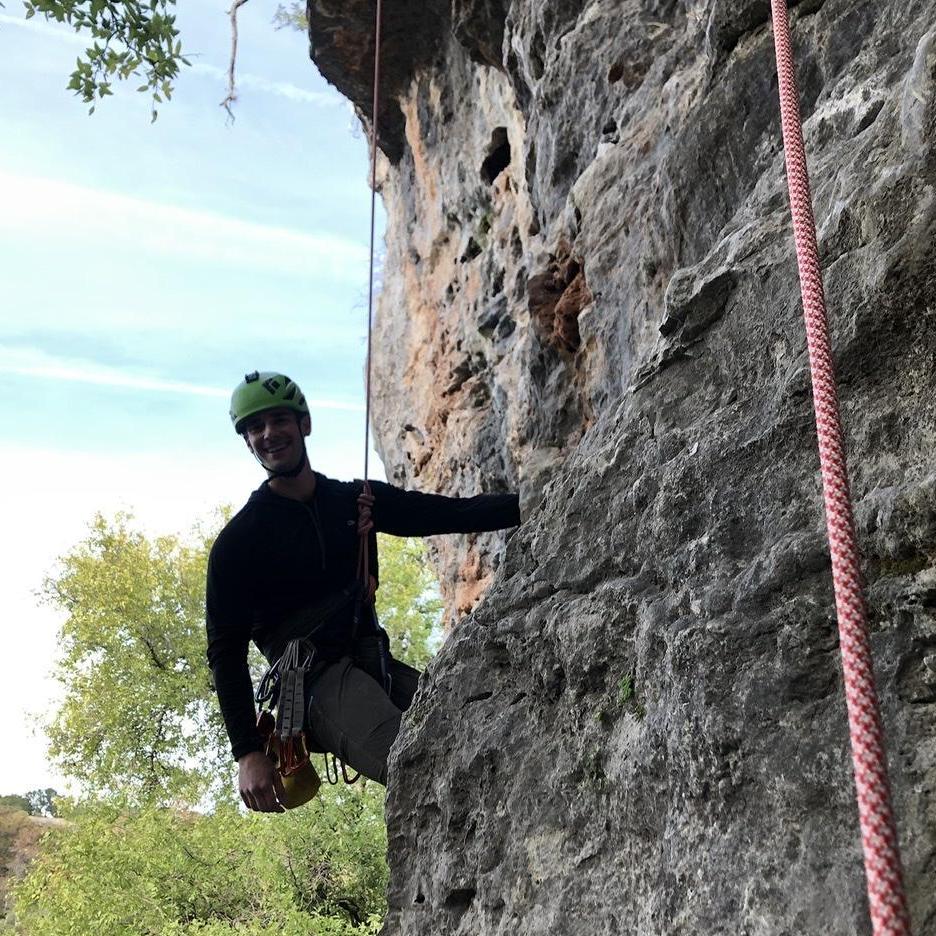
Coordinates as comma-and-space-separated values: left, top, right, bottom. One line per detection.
258, 583, 360, 664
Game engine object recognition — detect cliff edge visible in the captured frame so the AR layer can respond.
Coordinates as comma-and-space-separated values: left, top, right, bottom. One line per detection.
307, 0, 936, 932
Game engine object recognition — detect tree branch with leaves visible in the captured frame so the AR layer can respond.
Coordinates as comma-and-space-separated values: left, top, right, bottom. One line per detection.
22, 0, 189, 120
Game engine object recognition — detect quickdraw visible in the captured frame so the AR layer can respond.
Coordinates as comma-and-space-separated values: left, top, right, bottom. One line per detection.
255, 637, 315, 776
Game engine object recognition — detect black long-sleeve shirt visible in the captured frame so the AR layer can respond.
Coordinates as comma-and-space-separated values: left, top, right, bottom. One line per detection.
205, 472, 520, 760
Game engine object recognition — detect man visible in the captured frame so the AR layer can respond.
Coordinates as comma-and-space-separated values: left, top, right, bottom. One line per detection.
206, 371, 520, 812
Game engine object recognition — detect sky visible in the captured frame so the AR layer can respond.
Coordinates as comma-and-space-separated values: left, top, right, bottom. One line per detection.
0, 1, 385, 795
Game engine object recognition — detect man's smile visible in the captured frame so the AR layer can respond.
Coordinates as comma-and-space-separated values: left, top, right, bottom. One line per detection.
261, 440, 291, 457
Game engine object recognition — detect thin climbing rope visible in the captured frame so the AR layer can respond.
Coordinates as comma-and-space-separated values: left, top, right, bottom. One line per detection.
363, 0, 384, 482
321, 0, 383, 794
769, 3, 911, 933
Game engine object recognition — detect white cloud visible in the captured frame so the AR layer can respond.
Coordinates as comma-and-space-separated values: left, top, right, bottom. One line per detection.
190, 63, 346, 109
0, 11, 86, 45
0, 169, 369, 280
0, 345, 366, 411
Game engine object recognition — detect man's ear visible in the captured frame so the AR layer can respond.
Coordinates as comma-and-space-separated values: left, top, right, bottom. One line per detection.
299, 414, 312, 437
242, 433, 255, 454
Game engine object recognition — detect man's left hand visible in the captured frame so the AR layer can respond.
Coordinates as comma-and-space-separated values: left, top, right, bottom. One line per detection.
357, 490, 375, 535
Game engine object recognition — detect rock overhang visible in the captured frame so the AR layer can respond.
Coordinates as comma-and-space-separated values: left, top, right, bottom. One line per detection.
306, 0, 509, 162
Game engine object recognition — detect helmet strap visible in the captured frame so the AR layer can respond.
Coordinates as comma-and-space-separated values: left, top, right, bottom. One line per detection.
269, 442, 308, 478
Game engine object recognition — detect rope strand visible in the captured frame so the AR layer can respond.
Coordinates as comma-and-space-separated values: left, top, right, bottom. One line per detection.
769, 3, 911, 932
363, 0, 383, 482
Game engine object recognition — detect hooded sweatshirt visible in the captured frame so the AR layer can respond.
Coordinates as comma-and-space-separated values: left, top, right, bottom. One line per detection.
205, 472, 519, 759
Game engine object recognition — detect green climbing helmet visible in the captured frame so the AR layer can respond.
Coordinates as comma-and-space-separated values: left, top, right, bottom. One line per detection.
229, 371, 309, 434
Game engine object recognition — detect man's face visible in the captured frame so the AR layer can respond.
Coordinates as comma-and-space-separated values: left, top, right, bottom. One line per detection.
242, 407, 310, 471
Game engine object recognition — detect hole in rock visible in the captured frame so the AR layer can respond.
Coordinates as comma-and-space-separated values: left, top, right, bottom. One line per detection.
466, 690, 494, 704
444, 887, 477, 911
461, 238, 483, 262
480, 127, 511, 185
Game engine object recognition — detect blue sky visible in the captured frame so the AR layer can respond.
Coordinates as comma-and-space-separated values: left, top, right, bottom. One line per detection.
0, 0, 385, 794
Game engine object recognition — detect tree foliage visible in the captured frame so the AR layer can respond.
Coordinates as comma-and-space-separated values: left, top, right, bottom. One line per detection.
375, 535, 441, 670
12, 795, 386, 935
12, 0, 316, 117
19, 510, 443, 933
271, 2, 306, 33
25, 789, 58, 818
41, 513, 230, 806
0, 790, 58, 818
40, 513, 440, 806
21, 0, 187, 120
0, 797, 30, 817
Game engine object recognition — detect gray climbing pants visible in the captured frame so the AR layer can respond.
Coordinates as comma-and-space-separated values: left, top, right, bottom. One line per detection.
305, 655, 421, 785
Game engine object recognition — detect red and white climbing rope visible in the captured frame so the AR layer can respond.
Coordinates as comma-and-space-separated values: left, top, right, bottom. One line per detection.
769, 3, 911, 933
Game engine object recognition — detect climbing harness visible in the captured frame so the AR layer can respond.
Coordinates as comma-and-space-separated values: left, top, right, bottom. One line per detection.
769, 3, 911, 933
251, 476, 385, 801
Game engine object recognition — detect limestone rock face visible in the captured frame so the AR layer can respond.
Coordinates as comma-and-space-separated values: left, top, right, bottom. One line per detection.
307, 0, 936, 932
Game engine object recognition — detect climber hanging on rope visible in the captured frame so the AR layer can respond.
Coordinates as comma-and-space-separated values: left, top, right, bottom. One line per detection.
205, 370, 520, 812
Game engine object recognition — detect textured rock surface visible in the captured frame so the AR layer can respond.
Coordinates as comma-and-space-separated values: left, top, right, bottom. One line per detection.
306, 0, 936, 932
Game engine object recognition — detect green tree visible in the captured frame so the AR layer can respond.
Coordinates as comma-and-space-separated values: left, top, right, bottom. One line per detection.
8, 0, 320, 118
20, 0, 187, 119
41, 513, 440, 806
8, 0, 319, 119
17, 511, 443, 934
25, 788, 59, 818
0, 789, 60, 817
0, 797, 30, 816
12, 795, 386, 935
41, 512, 230, 806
